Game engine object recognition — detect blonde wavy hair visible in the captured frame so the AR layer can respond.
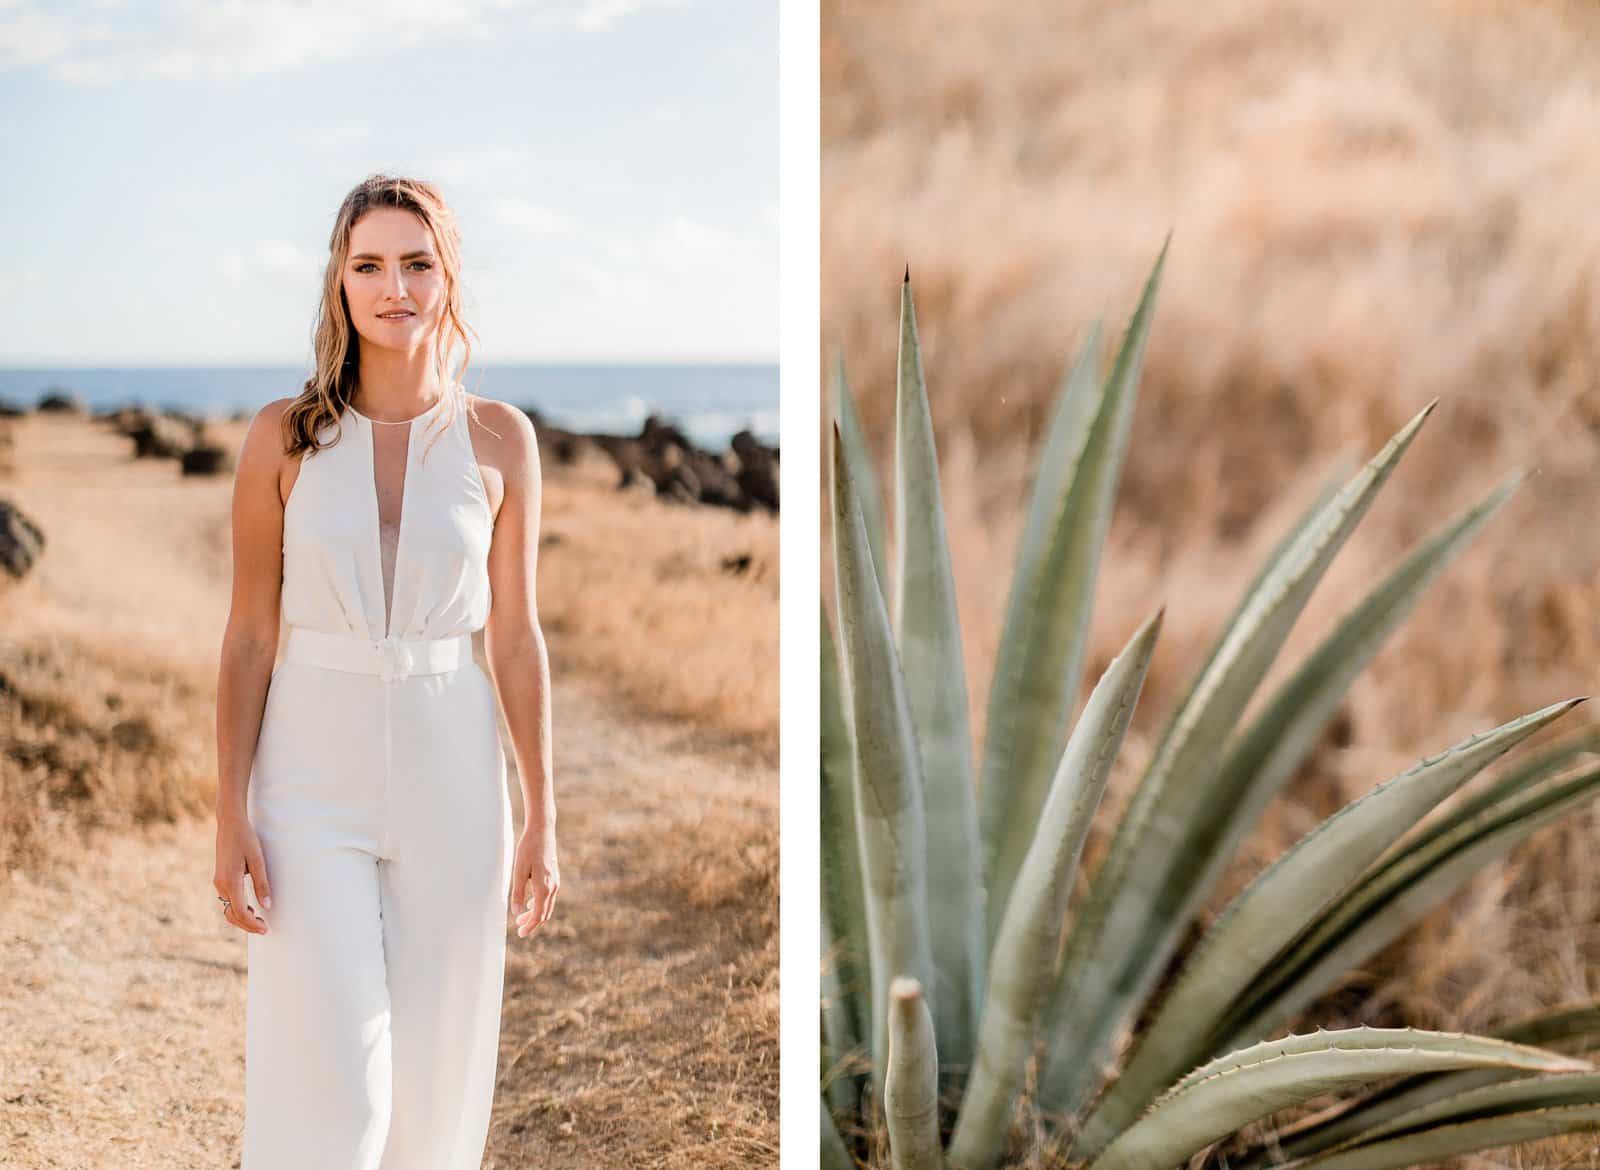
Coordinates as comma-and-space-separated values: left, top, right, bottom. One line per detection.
279, 173, 485, 462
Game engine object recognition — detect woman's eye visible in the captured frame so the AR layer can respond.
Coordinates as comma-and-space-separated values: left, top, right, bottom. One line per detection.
410, 261, 432, 271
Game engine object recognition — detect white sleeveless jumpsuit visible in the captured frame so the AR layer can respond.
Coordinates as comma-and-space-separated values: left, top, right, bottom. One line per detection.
242, 386, 513, 1170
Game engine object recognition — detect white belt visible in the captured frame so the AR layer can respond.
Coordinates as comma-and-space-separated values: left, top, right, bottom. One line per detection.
283, 626, 471, 683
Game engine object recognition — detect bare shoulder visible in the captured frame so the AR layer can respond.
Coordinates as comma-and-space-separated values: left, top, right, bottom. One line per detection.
229, 397, 302, 530
466, 395, 540, 476
237, 396, 295, 475
247, 395, 294, 439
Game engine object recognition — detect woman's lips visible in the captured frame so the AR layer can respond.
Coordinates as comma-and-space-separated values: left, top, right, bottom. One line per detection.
377, 312, 414, 321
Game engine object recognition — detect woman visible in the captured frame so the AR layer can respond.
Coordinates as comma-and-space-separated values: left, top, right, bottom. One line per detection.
212, 173, 559, 1169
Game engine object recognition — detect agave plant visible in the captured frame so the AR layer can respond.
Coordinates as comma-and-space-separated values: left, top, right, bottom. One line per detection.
821, 241, 1600, 1170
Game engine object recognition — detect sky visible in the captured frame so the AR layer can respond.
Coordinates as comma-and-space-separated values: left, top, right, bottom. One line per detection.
0, 0, 777, 365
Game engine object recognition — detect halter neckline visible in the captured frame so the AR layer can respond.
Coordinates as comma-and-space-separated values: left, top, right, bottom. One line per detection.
347, 384, 454, 425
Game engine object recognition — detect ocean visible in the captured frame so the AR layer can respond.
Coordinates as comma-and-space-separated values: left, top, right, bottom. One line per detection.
0, 363, 779, 451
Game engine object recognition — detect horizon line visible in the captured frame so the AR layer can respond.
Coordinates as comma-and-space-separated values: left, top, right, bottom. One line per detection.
0, 357, 780, 370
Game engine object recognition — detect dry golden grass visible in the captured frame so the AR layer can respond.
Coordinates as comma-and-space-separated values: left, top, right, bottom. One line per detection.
824, 2, 1600, 1166
1, 415, 232, 879
533, 444, 778, 752
0, 409, 776, 1168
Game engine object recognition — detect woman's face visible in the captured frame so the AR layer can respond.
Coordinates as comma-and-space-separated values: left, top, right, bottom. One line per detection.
342, 207, 445, 357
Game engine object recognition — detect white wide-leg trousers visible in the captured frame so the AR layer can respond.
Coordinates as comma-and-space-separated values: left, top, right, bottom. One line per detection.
242, 635, 513, 1170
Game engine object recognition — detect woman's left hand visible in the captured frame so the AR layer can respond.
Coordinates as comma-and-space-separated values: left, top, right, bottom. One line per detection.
509, 825, 559, 937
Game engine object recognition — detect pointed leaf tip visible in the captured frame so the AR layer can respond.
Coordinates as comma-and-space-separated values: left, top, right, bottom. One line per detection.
903, 263, 910, 284
1132, 605, 1165, 647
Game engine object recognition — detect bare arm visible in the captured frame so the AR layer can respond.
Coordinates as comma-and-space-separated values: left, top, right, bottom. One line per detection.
212, 398, 292, 934
482, 403, 558, 933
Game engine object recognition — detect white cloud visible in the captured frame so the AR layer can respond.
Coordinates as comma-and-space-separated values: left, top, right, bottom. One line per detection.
51, 58, 121, 84
575, 261, 649, 302
257, 239, 319, 275
656, 216, 736, 265
2, 0, 686, 81
576, 0, 644, 32
136, 1, 448, 82
494, 198, 569, 235
573, 0, 687, 33
415, 146, 537, 191
220, 241, 323, 286
0, 4, 70, 69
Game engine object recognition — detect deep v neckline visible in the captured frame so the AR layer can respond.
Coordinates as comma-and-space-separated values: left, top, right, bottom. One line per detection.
352, 390, 450, 640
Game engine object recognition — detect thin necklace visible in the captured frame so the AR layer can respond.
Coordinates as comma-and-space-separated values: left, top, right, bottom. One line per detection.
351, 386, 450, 424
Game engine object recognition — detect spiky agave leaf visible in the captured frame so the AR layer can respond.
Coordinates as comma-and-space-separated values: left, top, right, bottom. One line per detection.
1216, 750, 1600, 1053
947, 610, 1163, 1170
1393, 725, 1600, 851
822, 602, 871, 1066
1159, 471, 1525, 1002
1494, 1001, 1600, 1052
1175, 457, 1354, 705
1083, 1028, 1591, 1170
820, 249, 1600, 1170
823, 918, 863, 1123
1072, 697, 1585, 1156
885, 978, 947, 1170
976, 315, 1102, 929
1037, 464, 1517, 1115
1293, 1072, 1600, 1170
1234, 1000, 1600, 1167
891, 274, 984, 1072
981, 240, 1168, 949
822, 1095, 856, 1170
1210, 472, 1522, 841
833, 351, 890, 599
1040, 401, 1440, 1117
831, 421, 936, 1103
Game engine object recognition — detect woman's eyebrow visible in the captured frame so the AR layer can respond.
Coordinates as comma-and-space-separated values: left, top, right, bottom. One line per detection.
349, 250, 435, 260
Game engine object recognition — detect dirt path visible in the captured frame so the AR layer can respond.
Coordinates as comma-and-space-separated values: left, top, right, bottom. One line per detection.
0, 415, 778, 1169
0, 652, 777, 1169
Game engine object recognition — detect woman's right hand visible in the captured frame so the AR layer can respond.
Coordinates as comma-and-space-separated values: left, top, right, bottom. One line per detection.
214, 811, 272, 935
